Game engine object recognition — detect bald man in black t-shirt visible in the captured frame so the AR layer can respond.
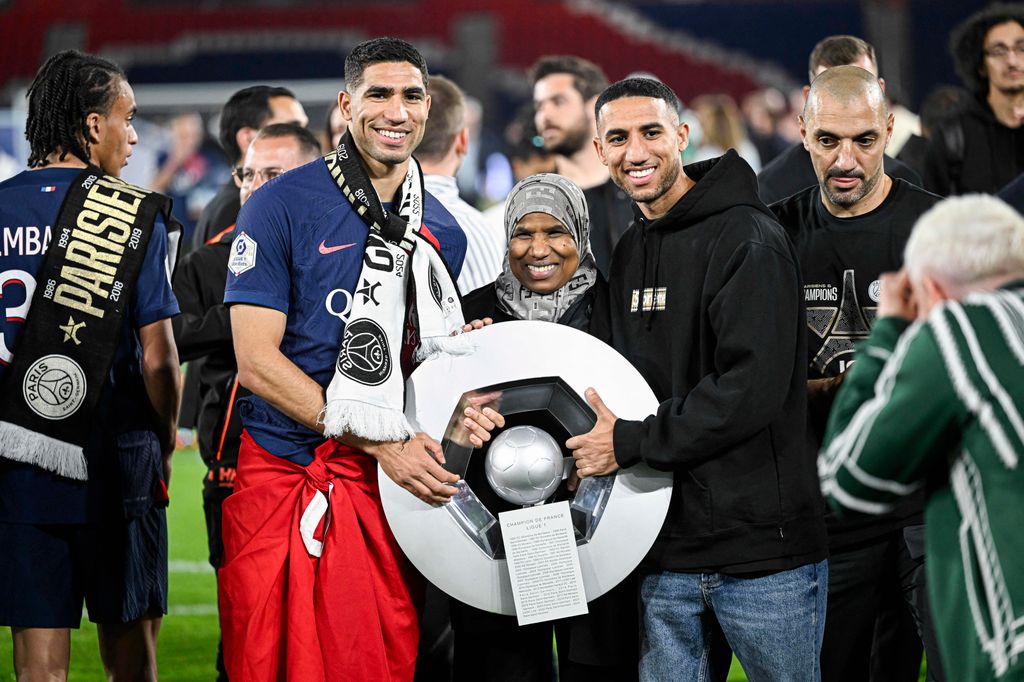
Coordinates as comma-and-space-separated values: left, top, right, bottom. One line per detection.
772, 65, 946, 682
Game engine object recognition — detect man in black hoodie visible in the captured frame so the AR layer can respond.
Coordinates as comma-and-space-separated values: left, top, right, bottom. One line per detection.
923, 3, 1024, 196
569, 77, 828, 681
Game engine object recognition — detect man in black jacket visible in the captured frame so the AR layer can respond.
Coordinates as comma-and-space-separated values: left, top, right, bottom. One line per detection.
179, 87, 308, 457
772, 65, 945, 682
191, 86, 308, 250
174, 122, 321, 566
569, 77, 828, 682
923, 3, 1024, 195
757, 35, 921, 205
171, 122, 320, 680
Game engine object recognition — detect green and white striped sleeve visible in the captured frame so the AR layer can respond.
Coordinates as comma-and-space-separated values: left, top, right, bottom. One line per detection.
820, 315, 960, 516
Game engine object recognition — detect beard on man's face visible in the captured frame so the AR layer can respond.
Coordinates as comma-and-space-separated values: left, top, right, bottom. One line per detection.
821, 166, 876, 208
547, 119, 592, 157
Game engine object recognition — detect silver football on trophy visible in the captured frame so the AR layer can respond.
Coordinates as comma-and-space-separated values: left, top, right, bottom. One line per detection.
485, 425, 563, 506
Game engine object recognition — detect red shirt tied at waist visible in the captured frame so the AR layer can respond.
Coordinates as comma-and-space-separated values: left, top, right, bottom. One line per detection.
219, 431, 422, 682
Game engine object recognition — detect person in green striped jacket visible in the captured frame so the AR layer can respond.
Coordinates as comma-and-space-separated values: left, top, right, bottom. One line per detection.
820, 193, 1024, 681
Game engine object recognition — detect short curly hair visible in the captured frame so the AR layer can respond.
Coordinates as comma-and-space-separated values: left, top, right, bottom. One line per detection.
950, 3, 1024, 95
594, 77, 680, 125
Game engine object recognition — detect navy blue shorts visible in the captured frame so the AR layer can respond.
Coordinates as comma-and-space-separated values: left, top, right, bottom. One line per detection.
0, 508, 167, 628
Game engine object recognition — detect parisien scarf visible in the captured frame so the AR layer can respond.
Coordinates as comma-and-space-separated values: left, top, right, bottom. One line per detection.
0, 167, 180, 479
320, 132, 469, 441
495, 173, 599, 323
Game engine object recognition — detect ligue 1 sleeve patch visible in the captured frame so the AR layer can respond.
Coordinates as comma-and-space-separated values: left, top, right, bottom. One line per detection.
228, 232, 257, 276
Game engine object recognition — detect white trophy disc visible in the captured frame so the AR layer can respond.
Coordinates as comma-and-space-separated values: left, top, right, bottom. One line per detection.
380, 320, 672, 615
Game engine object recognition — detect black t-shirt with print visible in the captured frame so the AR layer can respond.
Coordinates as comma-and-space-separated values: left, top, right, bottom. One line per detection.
773, 178, 940, 380
772, 178, 940, 549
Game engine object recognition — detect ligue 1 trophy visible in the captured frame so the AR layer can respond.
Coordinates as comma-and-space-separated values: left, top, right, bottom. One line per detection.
379, 320, 672, 616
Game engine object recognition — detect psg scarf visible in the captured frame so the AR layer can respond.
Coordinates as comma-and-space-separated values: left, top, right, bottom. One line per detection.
320, 131, 468, 442
0, 166, 180, 480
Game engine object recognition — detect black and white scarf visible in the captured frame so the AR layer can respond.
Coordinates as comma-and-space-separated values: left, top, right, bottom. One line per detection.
0, 167, 180, 479
320, 132, 469, 441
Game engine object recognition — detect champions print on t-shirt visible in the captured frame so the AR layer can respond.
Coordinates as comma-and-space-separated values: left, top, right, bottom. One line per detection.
805, 269, 877, 375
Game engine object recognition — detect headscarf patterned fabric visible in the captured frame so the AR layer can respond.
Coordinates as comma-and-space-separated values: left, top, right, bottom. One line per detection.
495, 173, 599, 323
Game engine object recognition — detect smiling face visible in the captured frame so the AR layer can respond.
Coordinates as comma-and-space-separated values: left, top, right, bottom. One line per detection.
801, 88, 893, 215
87, 78, 138, 177
595, 96, 689, 218
340, 61, 430, 173
508, 211, 580, 294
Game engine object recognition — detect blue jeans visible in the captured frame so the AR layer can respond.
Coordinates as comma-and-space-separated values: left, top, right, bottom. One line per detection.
639, 560, 828, 682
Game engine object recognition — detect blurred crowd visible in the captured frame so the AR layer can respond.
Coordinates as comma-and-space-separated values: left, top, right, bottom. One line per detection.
0, 64, 971, 253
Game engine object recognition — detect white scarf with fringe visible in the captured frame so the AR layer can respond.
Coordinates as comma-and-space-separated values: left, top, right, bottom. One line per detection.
320, 141, 469, 441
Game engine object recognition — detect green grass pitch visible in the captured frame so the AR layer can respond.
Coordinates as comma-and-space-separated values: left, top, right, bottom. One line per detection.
0, 447, 219, 681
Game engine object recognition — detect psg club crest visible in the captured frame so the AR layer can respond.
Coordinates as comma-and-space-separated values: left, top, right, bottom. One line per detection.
22, 354, 87, 420
379, 321, 672, 615
337, 319, 391, 386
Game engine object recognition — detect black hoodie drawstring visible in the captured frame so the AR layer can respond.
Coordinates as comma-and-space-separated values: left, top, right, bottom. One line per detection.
636, 220, 662, 330
638, 224, 648, 323
647, 230, 662, 331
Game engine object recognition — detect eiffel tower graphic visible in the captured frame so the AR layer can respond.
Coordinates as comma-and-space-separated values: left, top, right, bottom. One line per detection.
806, 269, 878, 374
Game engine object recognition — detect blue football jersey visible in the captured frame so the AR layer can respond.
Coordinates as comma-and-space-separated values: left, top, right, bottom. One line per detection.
224, 159, 467, 464
0, 167, 179, 523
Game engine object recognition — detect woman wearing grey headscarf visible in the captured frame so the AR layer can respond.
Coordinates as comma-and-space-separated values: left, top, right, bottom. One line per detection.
462, 173, 601, 330
454, 174, 638, 682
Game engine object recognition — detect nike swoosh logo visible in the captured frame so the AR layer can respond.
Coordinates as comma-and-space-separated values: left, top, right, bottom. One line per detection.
319, 240, 356, 255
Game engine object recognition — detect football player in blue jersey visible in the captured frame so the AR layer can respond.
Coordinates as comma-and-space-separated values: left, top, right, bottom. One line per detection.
0, 50, 181, 681
219, 37, 499, 681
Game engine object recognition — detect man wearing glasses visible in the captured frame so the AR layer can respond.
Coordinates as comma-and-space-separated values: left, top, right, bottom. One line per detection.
193, 87, 308, 250
923, 3, 1024, 195
179, 87, 308, 506
170, 122, 321, 681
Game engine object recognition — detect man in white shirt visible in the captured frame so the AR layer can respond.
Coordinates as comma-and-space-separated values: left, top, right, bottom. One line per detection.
418, 75, 504, 294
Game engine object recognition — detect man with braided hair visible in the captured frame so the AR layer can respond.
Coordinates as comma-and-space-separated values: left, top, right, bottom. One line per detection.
0, 50, 181, 680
